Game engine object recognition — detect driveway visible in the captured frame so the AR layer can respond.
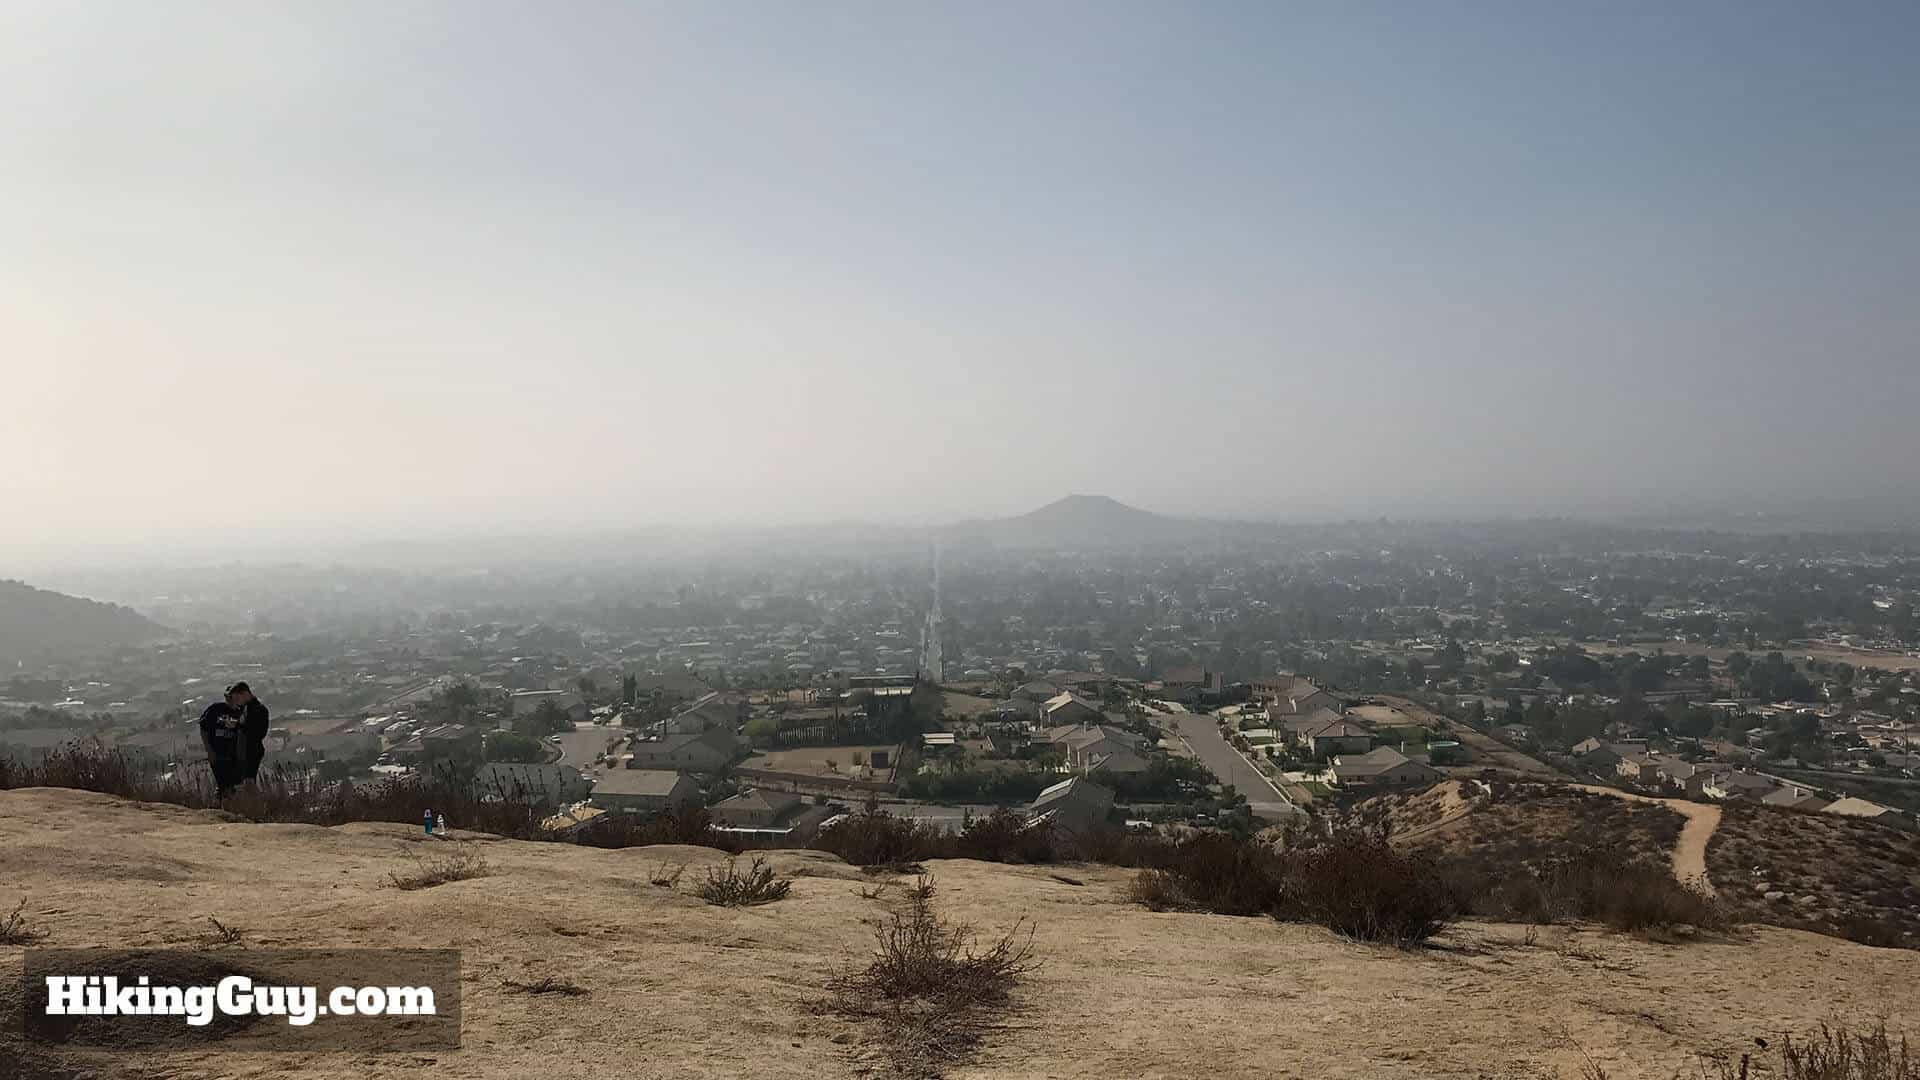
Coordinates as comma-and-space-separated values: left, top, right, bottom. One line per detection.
1162, 706, 1299, 822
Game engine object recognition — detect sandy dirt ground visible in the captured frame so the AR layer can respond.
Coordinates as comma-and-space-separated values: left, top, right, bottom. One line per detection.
1571, 785, 1723, 896
4, 788, 1915, 1080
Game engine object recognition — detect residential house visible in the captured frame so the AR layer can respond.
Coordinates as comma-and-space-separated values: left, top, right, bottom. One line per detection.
474, 762, 590, 808
1821, 797, 1916, 831
1329, 746, 1443, 789
1013, 680, 1062, 703
627, 727, 737, 772
662, 692, 742, 735
1037, 722, 1152, 775
416, 723, 482, 762
1281, 707, 1347, 749
1299, 717, 1374, 758
589, 769, 701, 815
710, 788, 804, 829
508, 689, 584, 719
1702, 770, 1777, 801
1615, 753, 1663, 787
1027, 776, 1115, 837
1654, 759, 1708, 798
1761, 785, 1829, 812
1042, 691, 1103, 727
1269, 682, 1342, 719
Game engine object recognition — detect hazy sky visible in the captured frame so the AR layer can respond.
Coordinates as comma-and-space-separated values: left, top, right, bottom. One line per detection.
5, 1, 1917, 562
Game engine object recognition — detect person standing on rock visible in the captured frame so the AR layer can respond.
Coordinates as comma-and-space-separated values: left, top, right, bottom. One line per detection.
198, 686, 248, 798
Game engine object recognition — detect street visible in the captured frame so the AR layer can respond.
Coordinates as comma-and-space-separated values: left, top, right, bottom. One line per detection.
1161, 703, 1300, 822
553, 725, 626, 771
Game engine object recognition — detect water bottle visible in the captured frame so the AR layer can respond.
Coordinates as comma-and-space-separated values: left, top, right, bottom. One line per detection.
423, 808, 435, 835
436, 812, 448, 836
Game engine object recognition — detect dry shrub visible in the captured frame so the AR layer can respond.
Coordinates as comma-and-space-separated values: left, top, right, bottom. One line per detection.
1123, 832, 1283, 917
1690, 1024, 1915, 1080
1123, 828, 1454, 946
387, 844, 492, 891
0, 897, 42, 945
502, 975, 589, 997
203, 916, 246, 948
696, 856, 792, 907
951, 809, 1058, 864
1276, 830, 1456, 946
827, 876, 1037, 1076
813, 812, 947, 868
1778, 1023, 1916, 1080
1456, 854, 1724, 936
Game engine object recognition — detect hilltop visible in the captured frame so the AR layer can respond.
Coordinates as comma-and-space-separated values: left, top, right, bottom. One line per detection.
4, 788, 1918, 1080
0, 579, 167, 665
944, 495, 1248, 549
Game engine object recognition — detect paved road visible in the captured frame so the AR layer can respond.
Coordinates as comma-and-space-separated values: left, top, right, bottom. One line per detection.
554, 726, 626, 770
1161, 703, 1300, 822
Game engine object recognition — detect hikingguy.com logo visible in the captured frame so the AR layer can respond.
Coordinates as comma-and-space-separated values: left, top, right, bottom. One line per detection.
22, 949, 460, 1050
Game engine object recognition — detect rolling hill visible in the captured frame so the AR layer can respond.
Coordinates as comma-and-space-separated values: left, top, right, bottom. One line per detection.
0, 579, 168, 664
944, 494, 1252, 549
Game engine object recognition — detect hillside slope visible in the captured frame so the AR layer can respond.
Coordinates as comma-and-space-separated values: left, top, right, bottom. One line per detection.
4, 788, 1918, 1080
0, 579, 167, 664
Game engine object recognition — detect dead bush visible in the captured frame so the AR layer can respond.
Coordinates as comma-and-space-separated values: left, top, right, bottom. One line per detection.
951, 809, 1058, 864
827, 876, 1037, 1076
814, 812, 945, 868
203, 916, 246, 948
1121, 832, 1283, 917
696, 856, 792, 907
1454, 854, 1724, 937
1277, 830, 1456, 946
0, 897, 42, 945
387, 844, 492, 891
502, 975, 589, 997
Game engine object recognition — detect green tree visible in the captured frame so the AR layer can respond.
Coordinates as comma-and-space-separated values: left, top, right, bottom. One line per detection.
484, 730, 548, 763
513, 701, 574, 737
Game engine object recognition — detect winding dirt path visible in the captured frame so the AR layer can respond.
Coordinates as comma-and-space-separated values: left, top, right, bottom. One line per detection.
1572, 785, 1722, 896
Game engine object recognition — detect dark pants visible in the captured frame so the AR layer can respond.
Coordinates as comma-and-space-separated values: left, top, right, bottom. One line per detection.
241, 739, 266, 782
210, 754, 244, 797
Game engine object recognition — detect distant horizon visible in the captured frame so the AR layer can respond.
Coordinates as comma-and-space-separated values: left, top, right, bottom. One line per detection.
8, 489, 1920, 576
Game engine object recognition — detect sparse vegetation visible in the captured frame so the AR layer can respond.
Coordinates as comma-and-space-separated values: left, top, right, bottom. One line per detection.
203, 916, 246, 947
826, 876, 1038, 1077
387, 844, 493, 891
501, 975, 589, 997
648, 861, 688, 889
1708, 802, 1920, 950
1124, 828, 1456, 946
1682, 1024, 1917, 1080
0, 897, 42, 945
696, 856, 792, 907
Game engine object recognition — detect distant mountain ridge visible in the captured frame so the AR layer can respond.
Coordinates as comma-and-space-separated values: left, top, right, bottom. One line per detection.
0, 579, 168, 664
943, 494, 1252, 549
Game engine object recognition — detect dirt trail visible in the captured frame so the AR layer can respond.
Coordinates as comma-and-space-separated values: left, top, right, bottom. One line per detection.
1573, 784, 1722, 896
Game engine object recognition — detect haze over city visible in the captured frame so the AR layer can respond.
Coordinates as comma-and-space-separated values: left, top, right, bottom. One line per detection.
6, 1, 1918, 569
